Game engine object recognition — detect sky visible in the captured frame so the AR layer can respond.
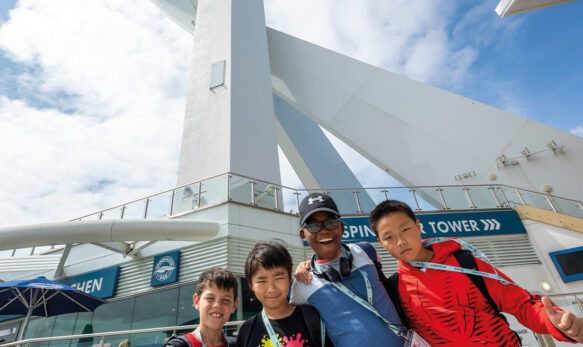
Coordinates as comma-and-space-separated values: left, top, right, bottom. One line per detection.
0, 0, 582, 228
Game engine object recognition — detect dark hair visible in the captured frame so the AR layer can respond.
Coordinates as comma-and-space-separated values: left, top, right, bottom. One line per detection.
196, 267, 238, 300
369, 200, 417, 236
245, 241, 293, 287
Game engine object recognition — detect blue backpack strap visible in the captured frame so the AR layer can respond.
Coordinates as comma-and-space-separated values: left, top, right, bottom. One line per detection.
384, 273, 409, 329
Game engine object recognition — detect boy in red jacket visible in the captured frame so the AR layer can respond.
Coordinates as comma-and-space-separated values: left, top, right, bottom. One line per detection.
369, 199, 583, 346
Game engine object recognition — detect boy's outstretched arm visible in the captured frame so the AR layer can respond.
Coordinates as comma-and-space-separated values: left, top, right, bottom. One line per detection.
542, 296, 583, 343
294, 260, 312, 284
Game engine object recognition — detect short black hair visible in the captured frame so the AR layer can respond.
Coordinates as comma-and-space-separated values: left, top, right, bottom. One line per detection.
245, 241, 293, 287
196, 267, 238, 300
369, 200, 417, 236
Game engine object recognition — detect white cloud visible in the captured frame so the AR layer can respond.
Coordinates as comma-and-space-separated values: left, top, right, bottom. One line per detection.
571, 126, 583, 137
0, 0, 191, 227
264, 0, 478, 86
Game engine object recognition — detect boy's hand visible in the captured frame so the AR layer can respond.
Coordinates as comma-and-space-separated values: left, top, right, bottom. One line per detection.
294, 260, 312, 284
542, 296, 583, 342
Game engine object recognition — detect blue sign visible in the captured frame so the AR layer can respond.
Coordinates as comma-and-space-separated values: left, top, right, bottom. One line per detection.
151, 250, 181, 287
337, 209, 526, 243
62, 266, 120, 299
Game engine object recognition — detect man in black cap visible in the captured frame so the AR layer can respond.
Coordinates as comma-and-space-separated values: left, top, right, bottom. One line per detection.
290, 193, 406, 347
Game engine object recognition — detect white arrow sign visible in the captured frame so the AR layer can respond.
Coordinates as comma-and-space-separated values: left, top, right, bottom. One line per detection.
480, 219, 501, 231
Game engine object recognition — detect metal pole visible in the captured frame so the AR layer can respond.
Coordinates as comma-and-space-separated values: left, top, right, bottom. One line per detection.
250, 180, 256, 205
514, 188, 526, 205
498, 186, 511, 208
463, 186, 476, 209
354, 190, 362, 214
381, 189, 388, 201
17, 307, 33, 343
545, 195, 557, 213
575, 295, 583, 315
197, 182, 202, 209
274, 186, 279, 211
437, 187, 448, 210
410, 189, 421, 211
489, 187, 502, 208
294, 191, 300, 214
169, 190, 175, 216
226, 174, 231, 201
143, 199, 150, 219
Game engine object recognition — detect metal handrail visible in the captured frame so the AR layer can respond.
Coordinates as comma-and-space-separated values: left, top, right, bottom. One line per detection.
4, 291, 583, 346
5, 171, 583, 257
0, 321, 244, 347
72, 171, 583, 221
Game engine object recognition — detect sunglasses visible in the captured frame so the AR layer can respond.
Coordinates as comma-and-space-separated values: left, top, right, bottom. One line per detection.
303, 217, 340, 233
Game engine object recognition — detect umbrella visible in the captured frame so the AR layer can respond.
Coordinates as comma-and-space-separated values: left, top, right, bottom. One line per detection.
0, 276, 106, 342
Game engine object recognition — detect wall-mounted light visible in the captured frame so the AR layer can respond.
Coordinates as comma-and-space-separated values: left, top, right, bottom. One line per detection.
541, 281, 552, 292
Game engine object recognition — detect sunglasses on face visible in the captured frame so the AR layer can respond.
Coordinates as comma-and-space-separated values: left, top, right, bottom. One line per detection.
303, 217, 340, 233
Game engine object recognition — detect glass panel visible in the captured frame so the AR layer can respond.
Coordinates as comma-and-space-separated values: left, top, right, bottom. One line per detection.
439, 187, 472, 210
552, 198, 583, 219
172, 184, 200, 215
92, 298, 134, 347
12, 248, 33, 256
492, 187, 511, 208
253, 181, 277, 210
362, 188, 390, 207
280, 186, 300, 214
32, 245, 55, 255
382, 188, 418, 211
463, 186, 499, 209
354, 188, 377, 214
498, 186, 523, 208
177, 284, 198, 326
241, 280, 261, 320
49, 313, 78, 346
413, 188, 444, 211
100, 207, 123, 220
229, 174, 252, 204
326, 190, 360, 214
519, 190, 553, 211
0, 250, 13, 257
199, 175, 227, 208
130, 288, 179, 346
24, 316, 56, 347
145, 191, 173, 219
71, 312, 94, 347
122, 200, 147, 219
77, 212, 101, 221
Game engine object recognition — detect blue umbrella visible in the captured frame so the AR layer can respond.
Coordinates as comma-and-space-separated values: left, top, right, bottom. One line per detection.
0, 276, 106, 342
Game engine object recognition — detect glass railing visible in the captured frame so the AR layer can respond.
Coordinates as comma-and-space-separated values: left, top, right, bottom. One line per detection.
73, 173, 583, 221
6, 172, 582, 257
68, 173, 582, 222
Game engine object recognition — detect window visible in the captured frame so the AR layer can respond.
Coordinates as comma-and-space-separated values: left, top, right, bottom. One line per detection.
549, 246, 583, 282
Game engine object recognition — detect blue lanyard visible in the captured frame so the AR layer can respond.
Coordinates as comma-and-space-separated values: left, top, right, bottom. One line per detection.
261, 309, 327, 347
408, 238, 519, 287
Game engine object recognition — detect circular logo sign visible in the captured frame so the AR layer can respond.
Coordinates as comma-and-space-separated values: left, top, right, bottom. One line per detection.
154, 256, 176, 282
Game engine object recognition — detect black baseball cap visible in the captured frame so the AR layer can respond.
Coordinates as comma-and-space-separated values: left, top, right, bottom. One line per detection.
299, 193, 341, 226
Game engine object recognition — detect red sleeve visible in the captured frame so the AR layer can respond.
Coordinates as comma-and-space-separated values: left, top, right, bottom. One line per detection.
474, 258, 574, 343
